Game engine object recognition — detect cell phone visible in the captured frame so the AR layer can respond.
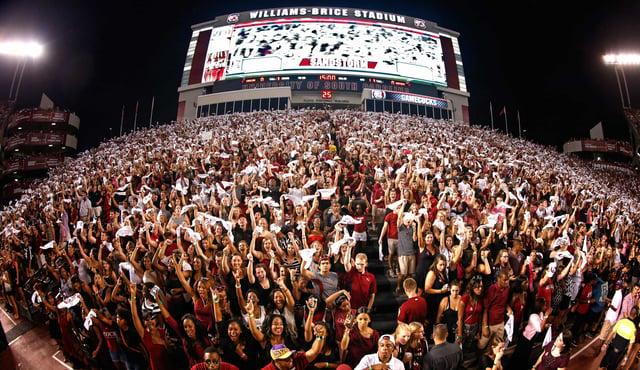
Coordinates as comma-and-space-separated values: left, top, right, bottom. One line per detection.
310, 297, 317, 309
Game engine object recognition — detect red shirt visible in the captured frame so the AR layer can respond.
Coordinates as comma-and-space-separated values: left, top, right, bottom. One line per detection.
260, 352, 309, 370
345, 269, 377, 310
191, 362, 238, 370
352, 212, 369, 233
536, 280, 554, 309
460, 294, 483, 325
384, 212, 399, 239
398, 296, 428, 324
576, 284, 593, 314
372, 183, 385, 207
483, 283, 510, 326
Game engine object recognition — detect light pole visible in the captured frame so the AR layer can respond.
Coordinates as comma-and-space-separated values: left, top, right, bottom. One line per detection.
603, 53, 640, 166
603, 53, 640, 109
0, 41, 43, 102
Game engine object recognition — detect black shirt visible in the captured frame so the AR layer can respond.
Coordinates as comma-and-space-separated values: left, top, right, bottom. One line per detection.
422, 342, 462, 370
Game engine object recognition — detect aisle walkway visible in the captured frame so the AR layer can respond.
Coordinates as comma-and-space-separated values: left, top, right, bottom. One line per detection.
0, 302, 69, 370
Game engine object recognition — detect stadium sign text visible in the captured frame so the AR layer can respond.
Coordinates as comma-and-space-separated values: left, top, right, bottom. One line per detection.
371, 90, 448, 108
248, 8, 406, 25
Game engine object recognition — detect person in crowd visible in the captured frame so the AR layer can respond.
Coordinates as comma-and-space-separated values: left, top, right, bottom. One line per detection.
594, 280, 624, 356
393, 322, 413, 367
424, 255, 449, 333
190, 346, 240, 370
406, 321, 429, 370
157, 294, 213, 367
598, 307, 637, 370
532, 329, 572, 370
422, 323, 462, 370
480, 335, 505, 370
509, 298, 552, 370
398, 277, 428, 326
260, 338, 324, 370
343, 252, 377, 311
479, 269, 512, 350
437, 279, 461, 343
354, 333, 405, 370
341, 306, 380, 368
396, 203, 418, 294
128, 281, 172, 370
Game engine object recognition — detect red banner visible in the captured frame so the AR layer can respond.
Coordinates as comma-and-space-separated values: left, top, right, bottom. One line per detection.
4, 133, 68, 151
2, 156, 63, 175
579, 140, 632, 158
7, 110, 71, 129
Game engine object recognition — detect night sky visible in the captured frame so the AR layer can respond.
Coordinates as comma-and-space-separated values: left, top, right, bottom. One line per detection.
0, 0, 639, 152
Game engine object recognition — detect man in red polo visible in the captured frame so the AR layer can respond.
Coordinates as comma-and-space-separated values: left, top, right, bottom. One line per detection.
479, 269, 512, 349
397, 277, 427, 325
344, 253, 377, 310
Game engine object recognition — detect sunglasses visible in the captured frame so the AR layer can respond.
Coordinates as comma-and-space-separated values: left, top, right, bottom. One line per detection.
205, 359, 219, 365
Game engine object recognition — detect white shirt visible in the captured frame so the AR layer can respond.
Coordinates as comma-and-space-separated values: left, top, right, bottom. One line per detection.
605, 289, 624, 324
354, 353, 405, 370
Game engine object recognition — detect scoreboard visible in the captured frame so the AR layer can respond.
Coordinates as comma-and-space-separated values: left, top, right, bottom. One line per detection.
201, 18, 447, 86
179, 7, 469, 123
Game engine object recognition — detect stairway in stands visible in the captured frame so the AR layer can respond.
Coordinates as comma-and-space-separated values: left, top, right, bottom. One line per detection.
361, 232, 402, 336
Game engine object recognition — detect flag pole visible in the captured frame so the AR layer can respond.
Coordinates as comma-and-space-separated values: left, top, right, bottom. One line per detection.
517, 110, 522, 138
119, 105, 125, 136
133, 100, 139, 132
490, 101, 494, 130
149, 96, 155, 127
504, 107, 509, 135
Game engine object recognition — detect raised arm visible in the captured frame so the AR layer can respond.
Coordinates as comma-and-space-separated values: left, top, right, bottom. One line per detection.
128, 281, 145, 338
245, 300, 266, 344
174, 255, 196, 298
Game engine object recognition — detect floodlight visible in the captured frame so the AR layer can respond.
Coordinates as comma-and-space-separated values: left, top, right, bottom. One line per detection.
603, 54, 640, 66
0, 41, 43, 58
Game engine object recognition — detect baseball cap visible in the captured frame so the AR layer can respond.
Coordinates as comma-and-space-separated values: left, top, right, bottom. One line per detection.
271, 344, 294, 360
344, 185, 351, 190
378, 334, 395, 345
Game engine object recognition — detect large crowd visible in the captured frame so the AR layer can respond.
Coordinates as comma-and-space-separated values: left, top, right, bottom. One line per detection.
1, 109, 640, 370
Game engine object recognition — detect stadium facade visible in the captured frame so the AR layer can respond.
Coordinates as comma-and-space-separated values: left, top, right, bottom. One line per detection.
177, 7, 470, 123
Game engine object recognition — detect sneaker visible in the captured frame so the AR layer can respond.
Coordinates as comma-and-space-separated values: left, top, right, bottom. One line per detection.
387, 269, 395, 278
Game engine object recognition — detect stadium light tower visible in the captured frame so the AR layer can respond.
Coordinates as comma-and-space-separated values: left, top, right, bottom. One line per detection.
603, 53, 640, 109
0, 41, 44, 102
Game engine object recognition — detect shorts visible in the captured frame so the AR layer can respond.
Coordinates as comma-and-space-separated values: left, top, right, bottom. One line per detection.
373, 206, 385, 224
353, 231, 367, 242
398, 255, 416, 275
92, 206, 103, 218
599, 320, 614, 341
387, 239, 398, 255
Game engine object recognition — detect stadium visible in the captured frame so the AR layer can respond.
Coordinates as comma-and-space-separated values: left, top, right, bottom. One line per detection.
0, 5, 638, 370
177, 7, 470, 123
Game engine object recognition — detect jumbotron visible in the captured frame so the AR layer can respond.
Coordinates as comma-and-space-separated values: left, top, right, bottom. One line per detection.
177, 6, 469, 123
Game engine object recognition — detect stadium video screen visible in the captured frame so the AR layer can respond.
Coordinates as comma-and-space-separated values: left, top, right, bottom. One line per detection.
202, 19, 447, 86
